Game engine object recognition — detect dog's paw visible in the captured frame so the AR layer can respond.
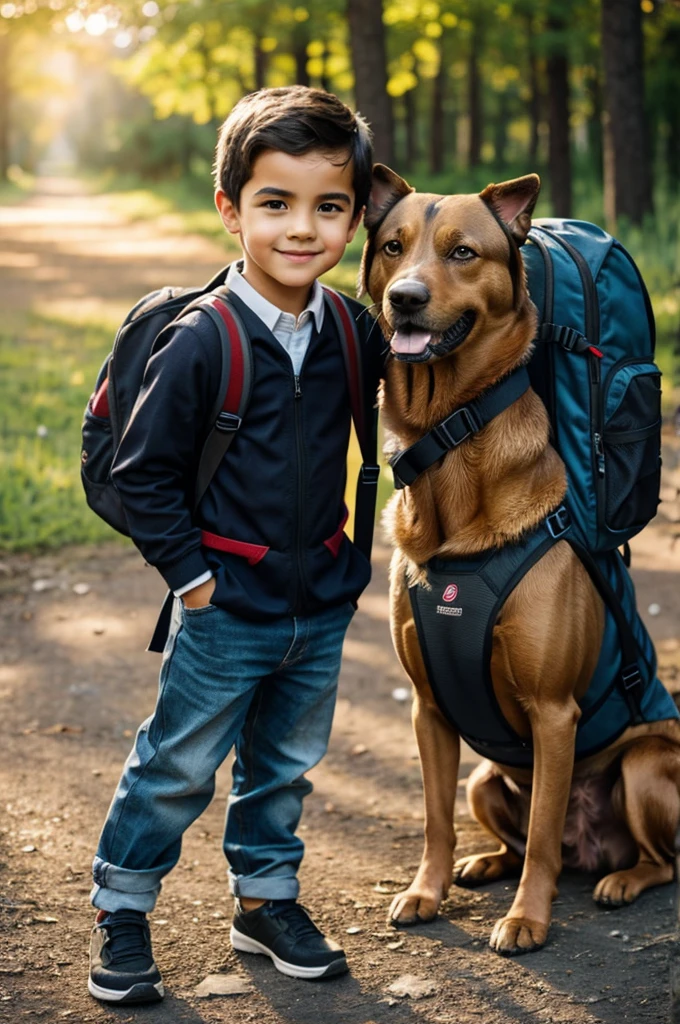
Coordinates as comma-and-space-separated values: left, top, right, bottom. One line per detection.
388, 888, 440, 927
593, 864, 672, 907
489, 916, 548, 956
454, 851, 520, 887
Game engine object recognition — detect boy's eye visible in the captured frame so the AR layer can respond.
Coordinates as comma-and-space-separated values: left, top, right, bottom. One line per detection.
263, 200, 287, 210
383, 239, 402, 256
318, 202, 343, 213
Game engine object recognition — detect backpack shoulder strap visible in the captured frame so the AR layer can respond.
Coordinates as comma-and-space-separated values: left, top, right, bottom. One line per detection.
322, 286, 380, 561
190, 291, 254, 512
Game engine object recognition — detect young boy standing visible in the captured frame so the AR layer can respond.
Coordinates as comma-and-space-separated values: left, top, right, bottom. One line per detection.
88, 86, 379, 1004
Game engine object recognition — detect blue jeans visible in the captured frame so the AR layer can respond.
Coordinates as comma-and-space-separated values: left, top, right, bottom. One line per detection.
91, 599, 354, 913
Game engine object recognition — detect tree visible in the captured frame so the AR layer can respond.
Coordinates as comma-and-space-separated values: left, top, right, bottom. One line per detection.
601, 0, 653, 224
346, 0, 394, 164
545, 6, 572, 217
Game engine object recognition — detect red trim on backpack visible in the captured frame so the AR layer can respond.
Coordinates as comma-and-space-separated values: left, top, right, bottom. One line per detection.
200, 530, 269, 565
324, 290, 364, 441
324, 504, 349, 558
90, 378, 110, 418
211, 297, 245, 413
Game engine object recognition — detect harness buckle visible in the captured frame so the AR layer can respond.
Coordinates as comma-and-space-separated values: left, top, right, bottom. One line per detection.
434, 406, 477, 450
546, 506, 571, 539
360, 464, 381, 486
621, 663, 643, 692
216, 411, 242, 433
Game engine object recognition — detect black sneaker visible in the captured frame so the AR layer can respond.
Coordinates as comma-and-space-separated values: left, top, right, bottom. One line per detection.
88, 909, 164, 1004
231, 899, 348, 980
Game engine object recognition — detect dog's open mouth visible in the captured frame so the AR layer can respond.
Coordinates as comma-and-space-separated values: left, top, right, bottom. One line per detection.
390, 310, 476, 363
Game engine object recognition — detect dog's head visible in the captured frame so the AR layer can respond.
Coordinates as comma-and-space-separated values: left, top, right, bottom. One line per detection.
360, 165, 540, 363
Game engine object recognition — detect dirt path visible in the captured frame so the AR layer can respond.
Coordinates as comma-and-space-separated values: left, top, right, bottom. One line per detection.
1, 180, 680, 1024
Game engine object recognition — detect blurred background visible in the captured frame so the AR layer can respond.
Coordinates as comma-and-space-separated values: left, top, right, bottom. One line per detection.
0, 0, 679, 549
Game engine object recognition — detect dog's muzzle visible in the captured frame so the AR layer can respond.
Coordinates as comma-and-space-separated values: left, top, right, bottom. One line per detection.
390, 310, 476, 363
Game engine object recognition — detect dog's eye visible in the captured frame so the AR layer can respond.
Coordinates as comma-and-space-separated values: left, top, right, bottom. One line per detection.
450, 245, 476, 261
383, 240, 403, 256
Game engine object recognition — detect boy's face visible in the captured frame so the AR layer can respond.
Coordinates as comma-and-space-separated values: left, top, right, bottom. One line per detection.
216, 148, 361, 311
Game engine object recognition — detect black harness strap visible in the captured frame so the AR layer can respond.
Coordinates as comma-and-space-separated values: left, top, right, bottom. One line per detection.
390, 365, 531, 489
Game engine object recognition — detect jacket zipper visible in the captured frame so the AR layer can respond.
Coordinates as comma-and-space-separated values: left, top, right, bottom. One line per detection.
292, 372, 309, 614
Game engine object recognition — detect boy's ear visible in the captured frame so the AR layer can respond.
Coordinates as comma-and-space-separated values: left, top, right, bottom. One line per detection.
215, 189, 241, 235
359, 164, 414, 298
478, 174, 540, 246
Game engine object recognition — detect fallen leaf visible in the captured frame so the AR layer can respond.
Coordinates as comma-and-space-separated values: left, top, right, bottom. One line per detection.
351, 743, 368, 756
194, 974, 252, 998
41, 724, 84, 735
346, 926, 362, 935
387, 940, 405, 951
21, 845, 36, 853
387, 974, 439, 1000
31, 916, 58, 924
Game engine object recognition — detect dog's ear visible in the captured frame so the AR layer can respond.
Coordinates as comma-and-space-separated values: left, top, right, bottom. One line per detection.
479, 174, 541, 246
364, 163, 414, 231
359, 164, 414, 298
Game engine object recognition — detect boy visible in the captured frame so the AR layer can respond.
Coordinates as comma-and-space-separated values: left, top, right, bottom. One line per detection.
88, 86, 379, 1004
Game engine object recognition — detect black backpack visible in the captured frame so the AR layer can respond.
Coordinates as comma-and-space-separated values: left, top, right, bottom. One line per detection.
81, 266, 380, 560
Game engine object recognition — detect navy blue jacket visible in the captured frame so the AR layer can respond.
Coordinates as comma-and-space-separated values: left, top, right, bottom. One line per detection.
111, 286, 382, 620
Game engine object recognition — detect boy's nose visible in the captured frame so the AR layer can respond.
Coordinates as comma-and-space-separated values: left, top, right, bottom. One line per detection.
287, 218, 316, 240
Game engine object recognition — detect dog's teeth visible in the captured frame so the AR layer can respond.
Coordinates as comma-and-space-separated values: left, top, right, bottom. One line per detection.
391, 329, 432, 355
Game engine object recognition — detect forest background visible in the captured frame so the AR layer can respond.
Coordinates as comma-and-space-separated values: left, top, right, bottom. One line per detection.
0, 0, 679, 548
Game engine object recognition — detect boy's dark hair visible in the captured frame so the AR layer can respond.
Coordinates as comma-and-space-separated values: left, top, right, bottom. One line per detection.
214, 86, 373, 216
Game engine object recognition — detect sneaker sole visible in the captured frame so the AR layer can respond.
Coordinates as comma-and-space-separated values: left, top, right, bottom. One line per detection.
230, 926, 348, 980
88, 977, 164, 1004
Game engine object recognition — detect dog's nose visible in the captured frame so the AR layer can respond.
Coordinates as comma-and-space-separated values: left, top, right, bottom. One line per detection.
388, 279, 430, 311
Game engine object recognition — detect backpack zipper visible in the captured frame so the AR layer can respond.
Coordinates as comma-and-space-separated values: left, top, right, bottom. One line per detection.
535, 227, 605, 532
527, 230, 557, 440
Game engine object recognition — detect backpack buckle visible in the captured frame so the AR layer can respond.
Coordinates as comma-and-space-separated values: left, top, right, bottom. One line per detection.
360, 464, 381, 485
434, 406, 477, 449
546, 506, 571, 539
216, 412, 242, 433
621, 663, 642, 691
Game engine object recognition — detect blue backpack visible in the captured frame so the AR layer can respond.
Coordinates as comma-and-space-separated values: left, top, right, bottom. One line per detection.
522, 219, 661, 555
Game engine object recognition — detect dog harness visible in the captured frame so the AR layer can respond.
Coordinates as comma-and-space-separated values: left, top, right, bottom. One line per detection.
409, 508, 678, 768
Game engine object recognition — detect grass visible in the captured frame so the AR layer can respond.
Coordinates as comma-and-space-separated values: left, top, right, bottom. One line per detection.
0, 309, 125, 551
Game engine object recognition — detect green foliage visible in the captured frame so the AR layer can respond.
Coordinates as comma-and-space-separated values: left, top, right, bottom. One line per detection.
0, 310, 121, 550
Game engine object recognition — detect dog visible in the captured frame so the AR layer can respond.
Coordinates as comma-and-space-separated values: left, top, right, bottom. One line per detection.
362, 163, 680, 956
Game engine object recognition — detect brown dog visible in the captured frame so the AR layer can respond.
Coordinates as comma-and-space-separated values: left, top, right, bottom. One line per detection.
363, 164, 680, 955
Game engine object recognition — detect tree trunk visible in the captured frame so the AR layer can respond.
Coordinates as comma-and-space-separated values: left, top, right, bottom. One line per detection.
430, 46, 446, 175
293, 24, 310, 87
346, 0, 394, 164
603, 110, 616, 231
494, 91, 509, 171
404, 85, 418, 171
467, 17, 483, 168
546, 12, 572, 217
601, 0, 653, 223
0, 33, 10, 181
525, 12, 541, 167
254, 34, 267, 92
586, 67, 603, 183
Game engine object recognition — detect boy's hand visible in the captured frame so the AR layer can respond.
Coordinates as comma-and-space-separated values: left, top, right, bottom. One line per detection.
182, 577, 216, 609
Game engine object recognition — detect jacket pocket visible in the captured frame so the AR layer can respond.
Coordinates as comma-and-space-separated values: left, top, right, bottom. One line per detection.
602, 362, 661, 534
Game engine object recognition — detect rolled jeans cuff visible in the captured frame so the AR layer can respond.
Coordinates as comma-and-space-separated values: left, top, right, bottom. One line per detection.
90, 856, 162, 913
229, 870, 300, 901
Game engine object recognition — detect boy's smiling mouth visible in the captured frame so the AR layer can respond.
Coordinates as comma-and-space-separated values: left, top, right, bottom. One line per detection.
275, 249, 324, 262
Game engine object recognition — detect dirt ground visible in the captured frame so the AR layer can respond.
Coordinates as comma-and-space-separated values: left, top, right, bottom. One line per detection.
1, 180, 680, 1024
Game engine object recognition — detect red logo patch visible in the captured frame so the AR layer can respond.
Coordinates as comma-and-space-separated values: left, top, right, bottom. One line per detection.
442, 584, 458, 603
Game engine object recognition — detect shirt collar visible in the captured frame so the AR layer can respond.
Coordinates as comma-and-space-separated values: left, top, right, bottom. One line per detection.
226, 261, 325, 333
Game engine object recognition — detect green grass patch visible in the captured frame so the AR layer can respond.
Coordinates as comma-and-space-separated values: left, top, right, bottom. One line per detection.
0, 309, 123, 551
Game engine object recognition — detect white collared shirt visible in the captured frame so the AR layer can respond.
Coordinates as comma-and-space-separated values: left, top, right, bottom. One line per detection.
175, 261, 326, 598
226, 260, 325, 375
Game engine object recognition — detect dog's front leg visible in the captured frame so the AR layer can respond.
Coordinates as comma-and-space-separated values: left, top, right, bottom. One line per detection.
389, 692, 460, 926
489, 699, 579, 955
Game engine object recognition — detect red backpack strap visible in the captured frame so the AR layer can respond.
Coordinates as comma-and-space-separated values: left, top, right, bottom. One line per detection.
191, 292, 254, 511
322, 287, 380, 562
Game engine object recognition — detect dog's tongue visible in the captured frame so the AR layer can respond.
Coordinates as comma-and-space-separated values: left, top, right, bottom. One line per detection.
391, 329, 432, 355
